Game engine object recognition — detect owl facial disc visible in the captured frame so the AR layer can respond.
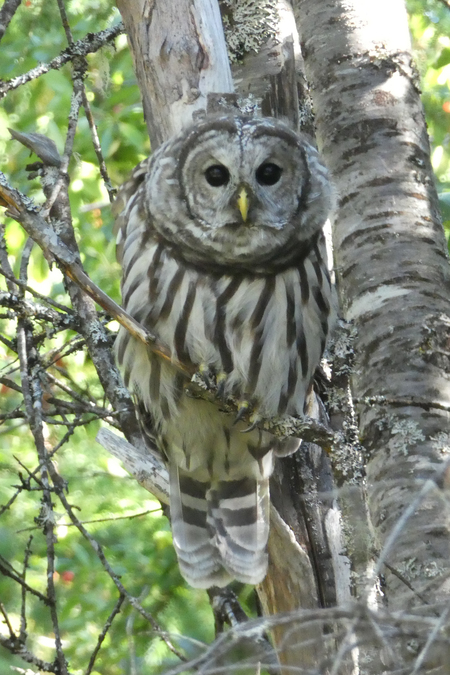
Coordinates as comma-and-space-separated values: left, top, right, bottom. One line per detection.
145, 115, 333, 269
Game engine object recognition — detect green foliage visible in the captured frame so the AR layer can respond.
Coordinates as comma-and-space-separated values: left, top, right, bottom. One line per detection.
1, 0, 449, 673
407, 0, 450, 240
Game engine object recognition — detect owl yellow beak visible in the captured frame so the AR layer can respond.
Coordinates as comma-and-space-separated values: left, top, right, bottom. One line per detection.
237, 187, 249, 223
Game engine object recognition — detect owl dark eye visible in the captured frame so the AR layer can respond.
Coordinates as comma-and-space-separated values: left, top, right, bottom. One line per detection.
255, 162, 283, 186
204, 164, 230, 187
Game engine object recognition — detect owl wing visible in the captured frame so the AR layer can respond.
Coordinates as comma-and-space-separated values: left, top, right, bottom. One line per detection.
113, 158, 150, 266
113, 159, 163, 459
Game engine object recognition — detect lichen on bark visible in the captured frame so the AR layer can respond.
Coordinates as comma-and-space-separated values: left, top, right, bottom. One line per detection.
219, 0, 279, 62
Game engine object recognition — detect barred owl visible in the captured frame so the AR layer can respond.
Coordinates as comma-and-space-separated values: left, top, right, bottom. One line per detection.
114, 115, 333, 588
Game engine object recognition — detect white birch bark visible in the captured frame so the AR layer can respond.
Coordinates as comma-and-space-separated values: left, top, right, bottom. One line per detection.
293, 0, 450, 670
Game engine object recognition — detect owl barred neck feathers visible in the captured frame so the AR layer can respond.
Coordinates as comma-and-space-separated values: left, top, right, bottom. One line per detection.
143, 227, 323, 278
114, 114, 333, 588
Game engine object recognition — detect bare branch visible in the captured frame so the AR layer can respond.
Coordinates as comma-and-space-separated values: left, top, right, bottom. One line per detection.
0, 634, 62, 673
54, 0, 117, 202
85, 594, 126, 675
17, 317, 69, 673
0, 265, 74, 313
96, 428, 169, 505
19, 537, 33, 643
17, 508, 162, 532
0, 22, 125, 99
0, 601, 15, 637
0, 376, 21, 393
0, 174, 189, 374
0, 559, 49, 605
0, 289, 79, 331
0, 0, 21, 43
55, 484, 187, 662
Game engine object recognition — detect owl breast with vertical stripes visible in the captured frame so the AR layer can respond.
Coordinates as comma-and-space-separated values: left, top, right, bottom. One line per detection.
114, 115, 333, 588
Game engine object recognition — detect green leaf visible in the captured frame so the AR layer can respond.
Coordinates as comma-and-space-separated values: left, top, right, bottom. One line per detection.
438, 191, 450, 220
433, 46, 450, 69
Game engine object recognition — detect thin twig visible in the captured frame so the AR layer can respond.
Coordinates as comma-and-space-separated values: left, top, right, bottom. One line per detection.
0, 375, 22, 392
0, 602, 15, 637
0, 289, 79, 331
42, 336, 87, 368
17, 306, 68, 673
17, 508, 162, 533
54, 0, 117, 202
126, 586, 150, 675
383, 561, 433, 609
55, 486, 188, 662
1, 416, 80, 521
45, 371, 98, 405
412, 604, 450, 674
0, 264, 74, 313
0, 22, 125, 99
354, 394, 450, 414
0, 408, 26, 422
85, 594, 125, 675
46, 395, 114, 419
19, 536, 33, 642
0, 331, 16, 351
40, 62, 84, 219
0, 559, 49, 604
59, 508, 162, 526
82, 94, 117, 202
0, 0, 21, 42
0, 633, 63, 673
0, 222, 19, 293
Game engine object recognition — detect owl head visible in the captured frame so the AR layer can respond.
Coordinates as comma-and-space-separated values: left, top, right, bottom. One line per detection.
145, 115, 333, 271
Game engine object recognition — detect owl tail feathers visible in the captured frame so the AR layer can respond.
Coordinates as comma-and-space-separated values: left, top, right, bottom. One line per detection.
169, 466, 270, 588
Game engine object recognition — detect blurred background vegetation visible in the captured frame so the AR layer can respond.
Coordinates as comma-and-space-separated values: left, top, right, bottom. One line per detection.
0, 0, 449, 673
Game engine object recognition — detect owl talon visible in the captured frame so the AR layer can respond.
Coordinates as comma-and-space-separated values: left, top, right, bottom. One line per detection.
241, 414, 262, 433
198, 364, 213, 389
233, 400, 251, 425
216, 372, 228, 401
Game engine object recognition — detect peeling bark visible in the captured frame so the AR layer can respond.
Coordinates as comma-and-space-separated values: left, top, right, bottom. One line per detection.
116, 0, 233, 148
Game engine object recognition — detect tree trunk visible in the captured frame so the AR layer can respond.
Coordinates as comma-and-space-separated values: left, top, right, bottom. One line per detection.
116, 0, 233, 148
294, 0, 450, 669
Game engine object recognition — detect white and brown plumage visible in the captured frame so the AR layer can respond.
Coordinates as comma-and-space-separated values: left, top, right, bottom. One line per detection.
114, 115, 333, 588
